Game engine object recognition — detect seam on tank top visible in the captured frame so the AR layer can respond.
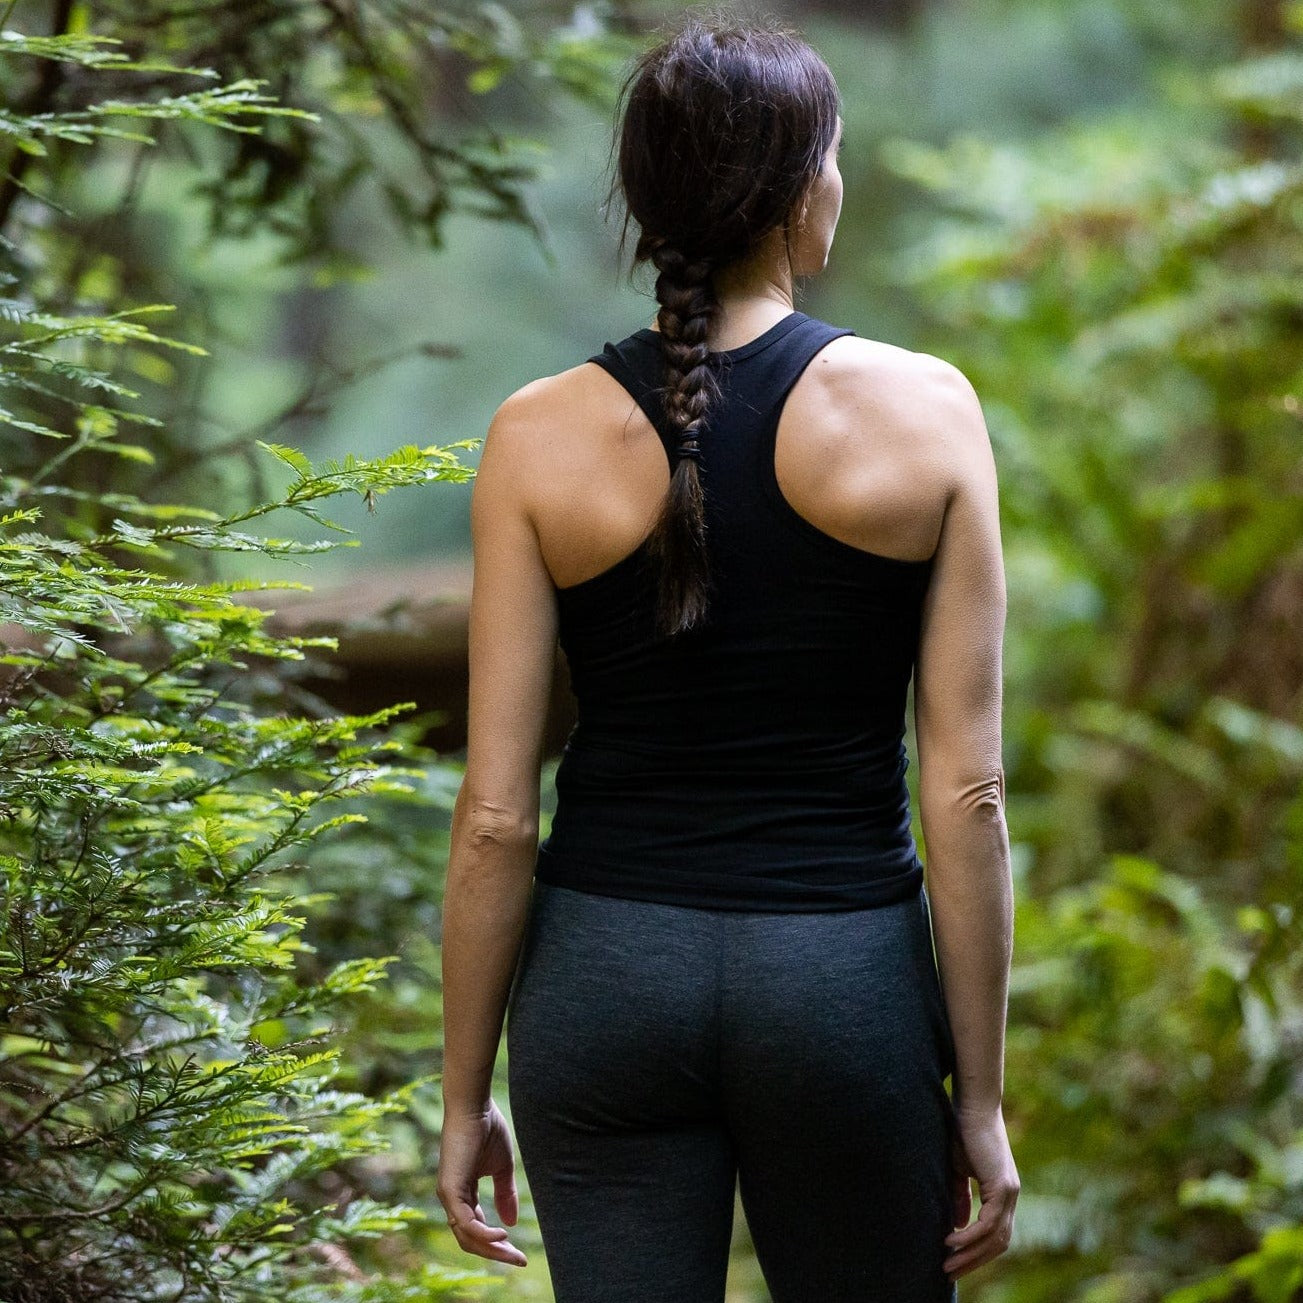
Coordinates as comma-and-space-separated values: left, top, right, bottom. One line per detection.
535, 844, 926, 890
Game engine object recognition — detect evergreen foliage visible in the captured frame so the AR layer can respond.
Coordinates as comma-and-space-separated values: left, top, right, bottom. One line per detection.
0, 436, 481, 1301
0, 6, 599, 1298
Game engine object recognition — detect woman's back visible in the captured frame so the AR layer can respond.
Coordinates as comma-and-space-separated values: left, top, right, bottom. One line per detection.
512, 310, 958, 910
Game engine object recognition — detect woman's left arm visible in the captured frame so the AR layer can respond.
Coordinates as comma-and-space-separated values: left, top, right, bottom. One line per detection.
437, 384, 558, 1267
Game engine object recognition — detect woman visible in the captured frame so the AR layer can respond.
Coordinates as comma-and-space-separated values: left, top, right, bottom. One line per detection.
437, 10, 1018, 1301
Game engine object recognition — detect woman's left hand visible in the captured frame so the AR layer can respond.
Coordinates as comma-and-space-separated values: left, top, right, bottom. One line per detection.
436, 1099, 528, 1267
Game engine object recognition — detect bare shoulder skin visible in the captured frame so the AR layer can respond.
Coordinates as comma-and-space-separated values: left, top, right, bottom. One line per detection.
773, 333, 967, 563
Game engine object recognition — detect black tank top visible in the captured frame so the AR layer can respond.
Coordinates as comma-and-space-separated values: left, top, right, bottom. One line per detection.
534, 310, 936, 911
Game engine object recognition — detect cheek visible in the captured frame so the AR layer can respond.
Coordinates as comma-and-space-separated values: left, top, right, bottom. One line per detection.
829, 171, 844, 228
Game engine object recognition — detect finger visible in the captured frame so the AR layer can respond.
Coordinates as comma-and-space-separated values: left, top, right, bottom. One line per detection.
442, 1195, 505, 1247
943, 1233, 1006, 1281
944, 1234, 1002, 1279
441, 1188, 479, 1226
448, 1209, 528, 1267
948, 1214, 1005, 1266
943, 1210, 1013, 1276
494, 1166, 520, 1227
450, 1200, 517, 1249
944, 1195, 1010, 1253
944, 1230, 999, 1267
451, 1222, 528, 1268
945, 1218, 984, 1251
457, 1215, 512, 1245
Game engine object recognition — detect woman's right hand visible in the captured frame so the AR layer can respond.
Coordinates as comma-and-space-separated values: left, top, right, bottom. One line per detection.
942, 1103, 1020, 1283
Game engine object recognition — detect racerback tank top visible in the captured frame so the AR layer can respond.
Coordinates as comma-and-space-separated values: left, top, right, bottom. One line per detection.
534, 310, 936, 912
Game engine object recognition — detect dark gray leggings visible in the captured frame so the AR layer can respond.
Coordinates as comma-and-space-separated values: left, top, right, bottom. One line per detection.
505, 879, 960, 1302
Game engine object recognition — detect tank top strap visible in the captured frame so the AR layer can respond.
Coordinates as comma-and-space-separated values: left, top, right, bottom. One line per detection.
584, 339, 677, 470
716, 313, 857, 416
713, 316, 857, 541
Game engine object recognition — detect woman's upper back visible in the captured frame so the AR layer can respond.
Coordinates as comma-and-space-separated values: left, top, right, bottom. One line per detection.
528, 311, 952, 593
514, 310, 973, 912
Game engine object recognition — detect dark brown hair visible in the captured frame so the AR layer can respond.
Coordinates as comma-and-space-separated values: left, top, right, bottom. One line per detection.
607, 7, 841, 637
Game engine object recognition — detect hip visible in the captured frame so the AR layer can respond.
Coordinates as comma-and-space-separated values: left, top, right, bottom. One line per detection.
506, 875, 958, 1116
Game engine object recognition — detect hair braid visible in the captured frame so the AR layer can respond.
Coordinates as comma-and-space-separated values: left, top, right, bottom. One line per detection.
640, 237, 721, 636
608, 11, 842, 635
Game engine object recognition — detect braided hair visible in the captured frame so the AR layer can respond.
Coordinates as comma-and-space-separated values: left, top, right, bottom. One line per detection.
637, 238, 721, 634
608, 10, 841, 637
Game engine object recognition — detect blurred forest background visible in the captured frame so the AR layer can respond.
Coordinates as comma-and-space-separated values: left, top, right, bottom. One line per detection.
0, 0, 1300, 1301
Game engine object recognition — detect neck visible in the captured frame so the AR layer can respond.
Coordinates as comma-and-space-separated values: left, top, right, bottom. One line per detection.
648, 227, 799, 350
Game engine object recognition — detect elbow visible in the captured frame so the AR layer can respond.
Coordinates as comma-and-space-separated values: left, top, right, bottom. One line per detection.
959, 768, 1006, 818
457, 796, 539, 853
921, 766, 1007, 823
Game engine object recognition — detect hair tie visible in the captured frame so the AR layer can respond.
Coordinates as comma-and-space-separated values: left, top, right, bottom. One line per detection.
678, 438, 702, 463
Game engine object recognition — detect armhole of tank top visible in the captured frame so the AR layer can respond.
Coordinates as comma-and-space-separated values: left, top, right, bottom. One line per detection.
585, 350, 676, 473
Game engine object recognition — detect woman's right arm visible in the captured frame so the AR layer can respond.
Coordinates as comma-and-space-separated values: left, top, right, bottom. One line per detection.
910, 358, 1019, 1279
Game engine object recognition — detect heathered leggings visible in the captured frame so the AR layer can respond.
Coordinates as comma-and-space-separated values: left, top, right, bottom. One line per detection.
505, 878, 961, 1303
